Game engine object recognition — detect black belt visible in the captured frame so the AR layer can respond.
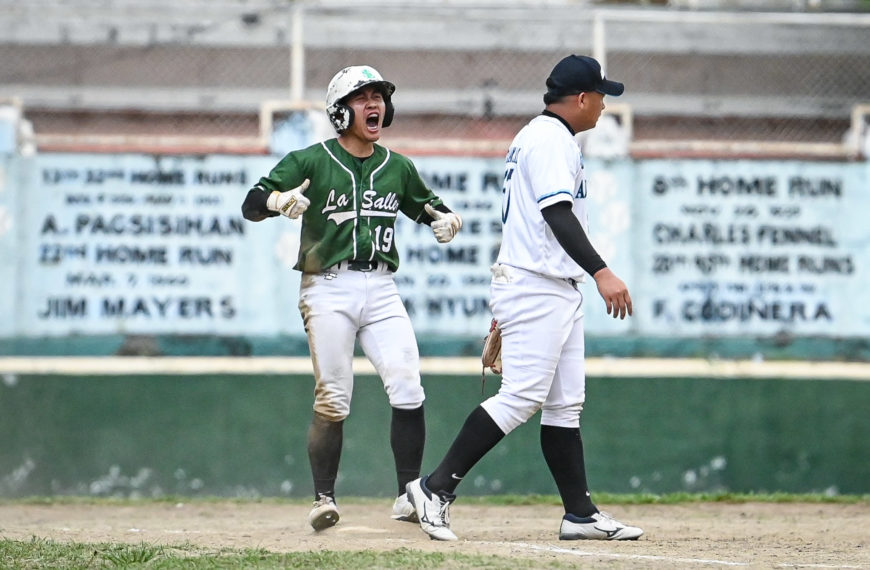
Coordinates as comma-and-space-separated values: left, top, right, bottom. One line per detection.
345, 260, 378, 272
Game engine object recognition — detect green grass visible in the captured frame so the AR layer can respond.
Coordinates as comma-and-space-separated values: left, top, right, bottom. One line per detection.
2, 491, 867, 507
0, 539, 543, 569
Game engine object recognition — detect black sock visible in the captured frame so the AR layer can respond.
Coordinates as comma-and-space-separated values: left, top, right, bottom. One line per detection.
427, 406, 505, 494
307, 414, 343, 499
391, 405, 425, 496
540, 424, 597, 517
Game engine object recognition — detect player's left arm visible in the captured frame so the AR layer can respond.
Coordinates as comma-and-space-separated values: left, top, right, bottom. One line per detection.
397, 158, 462, 243
541, 202, 605, 274
422, 203, 462, 243
590, 267, 633, 320
541, 202, 632, 319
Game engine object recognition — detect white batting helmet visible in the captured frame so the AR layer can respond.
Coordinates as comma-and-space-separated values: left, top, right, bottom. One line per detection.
325, 65, 396, 133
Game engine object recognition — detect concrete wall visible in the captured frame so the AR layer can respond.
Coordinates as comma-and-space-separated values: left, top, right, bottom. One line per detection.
1, 371, 867, 498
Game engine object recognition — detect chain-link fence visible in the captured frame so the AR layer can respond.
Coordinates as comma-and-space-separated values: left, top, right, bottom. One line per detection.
1, 0, 868, 156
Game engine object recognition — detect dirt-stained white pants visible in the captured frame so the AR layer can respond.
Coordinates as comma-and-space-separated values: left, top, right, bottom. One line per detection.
298, 264, 425, 421
481, 263, 586, 433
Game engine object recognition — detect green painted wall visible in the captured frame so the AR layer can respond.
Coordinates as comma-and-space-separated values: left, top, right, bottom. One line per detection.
3, 334, 870, 361
1, 373, 867, 498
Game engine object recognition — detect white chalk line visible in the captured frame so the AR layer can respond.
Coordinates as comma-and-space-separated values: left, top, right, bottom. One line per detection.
1, 356, 869, 381
486, 541, 864, 568
482, 541, 748, 567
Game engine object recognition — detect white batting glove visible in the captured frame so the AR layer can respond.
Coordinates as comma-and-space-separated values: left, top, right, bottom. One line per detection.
424, 203, 462, 244
267, 179, 310, 219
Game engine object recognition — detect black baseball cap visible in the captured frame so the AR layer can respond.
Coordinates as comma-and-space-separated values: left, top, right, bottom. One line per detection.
545, 55, 624, 97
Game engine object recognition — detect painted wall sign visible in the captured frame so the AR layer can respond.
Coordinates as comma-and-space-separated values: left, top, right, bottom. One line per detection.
635, 160, 868, 336
0, 154, 866, 339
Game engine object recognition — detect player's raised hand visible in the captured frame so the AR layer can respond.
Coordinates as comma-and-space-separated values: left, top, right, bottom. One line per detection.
424, 203, 463, 243
267, 179, 311, 219
592, 267, 633, 319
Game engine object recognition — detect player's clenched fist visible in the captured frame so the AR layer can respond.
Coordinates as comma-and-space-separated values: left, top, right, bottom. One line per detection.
267, 179, 311, 219
424, 203, 462, 243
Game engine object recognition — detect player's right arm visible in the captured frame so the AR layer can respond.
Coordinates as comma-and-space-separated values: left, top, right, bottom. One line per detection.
241, 185, 280, 221
241, 154, 310, 221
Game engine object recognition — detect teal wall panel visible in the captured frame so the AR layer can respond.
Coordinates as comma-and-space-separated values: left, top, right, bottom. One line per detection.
2, 154, 870, 349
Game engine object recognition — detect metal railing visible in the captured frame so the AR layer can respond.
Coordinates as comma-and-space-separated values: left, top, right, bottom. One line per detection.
0, 1, 867, 157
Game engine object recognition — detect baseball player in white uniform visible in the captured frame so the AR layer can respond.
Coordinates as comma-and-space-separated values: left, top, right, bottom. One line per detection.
406, 55, 642, 541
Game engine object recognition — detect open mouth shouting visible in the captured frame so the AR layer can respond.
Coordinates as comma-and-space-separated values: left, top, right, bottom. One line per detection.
365, 111, 381, 132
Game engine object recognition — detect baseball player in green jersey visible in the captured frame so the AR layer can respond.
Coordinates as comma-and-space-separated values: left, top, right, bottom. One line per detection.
241, 65, 462, 531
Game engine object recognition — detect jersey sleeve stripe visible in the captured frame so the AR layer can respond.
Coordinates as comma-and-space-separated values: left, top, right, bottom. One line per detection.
536, 189, 574, 203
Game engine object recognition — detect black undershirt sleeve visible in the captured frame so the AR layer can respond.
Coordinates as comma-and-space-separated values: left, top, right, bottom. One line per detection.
241, 188, 279, 221
540, 201, 607, 276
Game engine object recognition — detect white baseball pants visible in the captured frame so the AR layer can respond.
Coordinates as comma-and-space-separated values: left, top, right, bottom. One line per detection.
298, 265, 425, 421
482, 263, 586, 434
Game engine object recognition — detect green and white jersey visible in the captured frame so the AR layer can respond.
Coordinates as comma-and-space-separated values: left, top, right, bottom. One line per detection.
253, 138, 443, 273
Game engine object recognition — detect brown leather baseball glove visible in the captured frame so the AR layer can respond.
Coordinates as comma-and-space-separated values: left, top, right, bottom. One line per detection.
481, 318, 502, 377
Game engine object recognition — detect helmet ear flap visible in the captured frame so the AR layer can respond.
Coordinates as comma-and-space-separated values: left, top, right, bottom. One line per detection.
329, 98, 392, 133
382, 98, 395, 128
328, 104, 354, 133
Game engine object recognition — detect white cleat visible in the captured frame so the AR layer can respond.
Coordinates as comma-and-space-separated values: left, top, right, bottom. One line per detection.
391, 492, 419, 522
308, 493, 340, 531
405, 477, 458, 541
559, 511, 643, 541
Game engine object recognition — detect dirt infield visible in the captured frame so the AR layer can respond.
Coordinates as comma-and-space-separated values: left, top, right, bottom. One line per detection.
2, 501, 868, 568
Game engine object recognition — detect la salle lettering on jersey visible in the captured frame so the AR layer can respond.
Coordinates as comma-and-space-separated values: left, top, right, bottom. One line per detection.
322, 188, 400, 224
362, 189, 399, 211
